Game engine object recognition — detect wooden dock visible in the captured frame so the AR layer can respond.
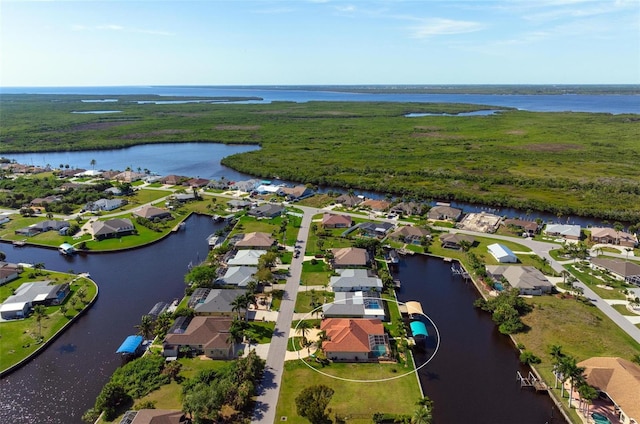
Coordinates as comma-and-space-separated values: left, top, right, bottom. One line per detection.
516, 371, 548, 392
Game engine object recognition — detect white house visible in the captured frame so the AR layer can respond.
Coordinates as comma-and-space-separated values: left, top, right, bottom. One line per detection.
487, 243, 518, 263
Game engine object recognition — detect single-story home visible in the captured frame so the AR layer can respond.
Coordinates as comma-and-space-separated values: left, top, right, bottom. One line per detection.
358, 221, 395, 238
427, 205, 462, 221
487, 243, 518, 263
277, 185, 313, 201
231, 179, 261, 192
234, 232, 276, 249
15, 220, 70, 237
439, 233, 475, 250
485, 265, 553, 295
104, 186, 123, 196
186, 178, 210, 188
114, 170, 145, 183
172, 193, 196, 203
215, 266, 258, 287
329, 269, 383, 292
331, 247, 370, 268
322, 291, 386, 320
360, 199, 391, 212
0, 281, 70, 320
161, 175, 189, 186
227, 250, 267, 266
591, 257, 640, 285
335, 193, 362, 208
321, 318, 391, 362
590, 227, 638, 248
133, 205, 172, 220
0, 262, 21, 286
321, 213, 352, 229
544, 224, 581, 240
388, 226, 431, 245
29, 195, 62, 207
123, 409, 190, 424
503, 219, 541, 236
578, 357, 640, 424
192, 288, 247, 316
91, 218, 135, 240
162, 316, 234, 359
457, 212, 502, 233
208, 178, 231, 190
389, 201, 424, 217
227, 199, 253, 211
247, 203, 285, 218
84, 198, 124, 212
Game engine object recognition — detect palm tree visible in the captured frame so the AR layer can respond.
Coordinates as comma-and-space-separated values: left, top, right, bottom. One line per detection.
296, 320, 312, 346
549, 344, 564, 388
59, 303, 68, 318
90, 159, 96, 170
136, 315, 155, 340
578, 384, 598, 417
412, 397, 433, 424
33, 305, 47, 338
231, 294, 250, 321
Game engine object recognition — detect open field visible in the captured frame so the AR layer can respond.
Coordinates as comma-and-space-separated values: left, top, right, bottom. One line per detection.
1, 97, 639, 221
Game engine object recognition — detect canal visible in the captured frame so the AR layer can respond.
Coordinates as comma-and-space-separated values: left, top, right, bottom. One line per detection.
0, 214, 222, 424
395, 254, 561, 424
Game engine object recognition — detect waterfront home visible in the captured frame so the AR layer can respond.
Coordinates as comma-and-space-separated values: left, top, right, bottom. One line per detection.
15, 220, 70, 237
578, 357, 640, 424
91, 218, 135, 240
84, 198, 124, 212
590, 258, 640, 285
360, 199, 391, 212
0, 262, 21, 286
322, 291, 386, 320
389, 201, 424, 217
321, 213, 352, 229
162, 316, 234, 359
74, 169, 102, 178
234, 232, 276, 249
57, 168, 86, 178
121, 409, 189, 424
427, 205, 462, 221
0, 281, 70, 320
186, 177, 210, 188
331, 247, 370, 268
227, 199, 253, 211
335, 193, 362, 208
192, 288, 247, 316
100, 170, 121, 180
114, 170, 145, 183
231, 179, 261, 192
321, 318, 391, 362
439, 233, 475, 250
277, 185, 313, 201
247, 203, 284, 218
388, 225, 431, 245
227, 250, 267, 266
104, 186, 123, 196
485, 265, 553, 295
133, 205, 172, 220
503, 219, 541, 236
487, 243, 518, 263
208, 178, 232, 190
160, 174, 188, 185
215, 266, 258, 287
590, 227, 638, 248
329, 269, 383, 292
544, 224, 581, 240
171, 193, 196, 203
457, 212, 502, 233
357, 221, 395, 238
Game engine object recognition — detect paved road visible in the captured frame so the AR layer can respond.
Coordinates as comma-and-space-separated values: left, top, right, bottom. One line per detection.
252, 208, 313, 423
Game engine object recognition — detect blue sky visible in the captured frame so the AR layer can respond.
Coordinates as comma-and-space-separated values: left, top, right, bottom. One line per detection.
1, 0, 638, 86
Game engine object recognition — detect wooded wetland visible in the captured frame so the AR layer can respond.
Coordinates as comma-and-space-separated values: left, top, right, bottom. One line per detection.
1, 94, 639, 221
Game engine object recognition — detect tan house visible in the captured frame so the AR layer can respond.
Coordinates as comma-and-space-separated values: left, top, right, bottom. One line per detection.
388, 226, 431, 245
322, 213, 352, 229
162, 316, 234, 359
503, 219, 541, 236
360, 199, 391, 212
127, 409, 190, 424
439, 233, 475, 250
590, 227, 638, 248
578, 357, 640, 424
331, 247, 370, 268
427, 205, 462, 221
235, 232, 275, 249
335, 193, 362, 207
133, 205, 172, 220
590, 257, 640, 285
321, 318, 391, 362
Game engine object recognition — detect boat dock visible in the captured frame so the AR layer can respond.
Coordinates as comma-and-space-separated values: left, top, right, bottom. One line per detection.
516, 371, 548, 392
451, 264, 470, 280
13, 240, 26, 246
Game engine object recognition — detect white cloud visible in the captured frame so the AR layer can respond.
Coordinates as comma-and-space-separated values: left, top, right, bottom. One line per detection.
410, 18, 484, 38
335, 4, 356, 13
70, 24, 173, 36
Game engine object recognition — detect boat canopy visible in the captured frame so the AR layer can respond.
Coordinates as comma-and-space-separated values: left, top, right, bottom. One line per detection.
410, 320, 428, 338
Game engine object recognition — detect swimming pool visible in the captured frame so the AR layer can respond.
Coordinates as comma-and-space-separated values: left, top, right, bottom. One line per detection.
591, 412, 611, 424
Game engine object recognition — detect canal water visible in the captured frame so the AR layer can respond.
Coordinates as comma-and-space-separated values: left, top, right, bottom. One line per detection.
395, 254, 560, 424
0, 214, 222, 424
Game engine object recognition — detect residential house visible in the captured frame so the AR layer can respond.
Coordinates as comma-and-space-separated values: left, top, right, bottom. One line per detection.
15, 220, 70, 237
335, 193, 362, 208
162, 316, 234, 359
331, 247, 370, 268
192, 289, 248, 316
457, 212, 502, 233
486, 265, 553, 295
321, 318, 391, 362
29, 195, 63, 207
234, 232, 276, 249
161, 175, 188, 186
215, 266, 258, 287
123, 409, 190, 424
114, 170, 145, 183
104, 186, 123, 196
0, 281, 70, 320
227, 250, 267, 266
427, 205, 463, 221
360, 199, 391, 212
321, 213, 352, 229
231, 179, 261, 192
487, 243, 518, 263
186, 178, 210, 188
322, 291, 386, 320
247, 203, 285, 218
0, 262, 21, 286
58, 168, 86, 178
59, 182, 84, 191
74, 169, 102, 178
277, 185, 313, 201
172, 193, 196, 203
389, 201, 424, 217
439, 233, 475, 250
590, 227, 638, 248
227, 199, 253, 211
329, 269, 383, 292
544, 224, 581, 240
208, 178, 231, 190
133, 205, 172, 220
91, 218, 135, 240
100, 170, 121, 180
255, 184, 281, 195
388, 226, 431, 245
590, 258, 640, 285
503, 219, 541, 236
358, 221, 395, 238
84, 198, 124, 212
578, 357, 640, 424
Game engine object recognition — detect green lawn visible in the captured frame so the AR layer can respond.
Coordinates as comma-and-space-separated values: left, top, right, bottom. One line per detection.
300, 260, 332, 286
275, 360, 422, 423
611, 304, 638, 316
295, 290, 334, 314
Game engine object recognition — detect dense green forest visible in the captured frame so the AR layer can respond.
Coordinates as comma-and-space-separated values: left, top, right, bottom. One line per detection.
1, 95, 639, 221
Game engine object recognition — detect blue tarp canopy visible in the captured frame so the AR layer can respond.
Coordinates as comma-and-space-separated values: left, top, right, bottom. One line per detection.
116, 335, 143, 354
410, 321, 428, 338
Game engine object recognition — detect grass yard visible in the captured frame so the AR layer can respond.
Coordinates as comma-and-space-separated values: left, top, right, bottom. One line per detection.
295, 290, 334, 314
275, 360, 422, 423
297, 194, 335, 208
611, 304, 638, 316
300, 260, 332, 286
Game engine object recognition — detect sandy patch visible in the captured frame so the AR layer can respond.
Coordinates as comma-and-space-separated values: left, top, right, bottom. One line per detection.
505, 130, 526, 135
